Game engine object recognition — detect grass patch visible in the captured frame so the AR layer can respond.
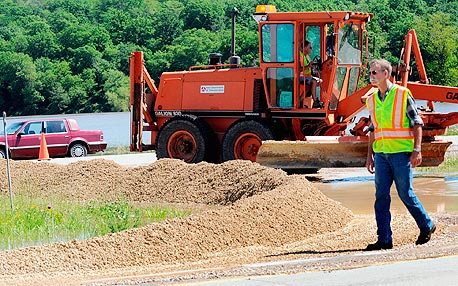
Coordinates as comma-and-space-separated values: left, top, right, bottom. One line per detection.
94, 145, 155, 156
98, 145, 130, 155
0, 194, 190, 251
446, 126, 458, 136
417, 153, 458, 173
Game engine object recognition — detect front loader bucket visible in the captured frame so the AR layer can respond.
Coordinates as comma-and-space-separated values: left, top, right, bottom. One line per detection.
256, 136, 452, 170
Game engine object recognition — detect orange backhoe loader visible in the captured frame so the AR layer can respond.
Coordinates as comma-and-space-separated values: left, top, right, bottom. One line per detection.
129, 5, 458, 170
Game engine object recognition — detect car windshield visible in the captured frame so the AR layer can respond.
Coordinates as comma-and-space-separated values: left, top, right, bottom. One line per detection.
0, 122, 24, 135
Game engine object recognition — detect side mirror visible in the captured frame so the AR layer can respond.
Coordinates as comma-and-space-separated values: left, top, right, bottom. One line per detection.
17, 132, 25, 137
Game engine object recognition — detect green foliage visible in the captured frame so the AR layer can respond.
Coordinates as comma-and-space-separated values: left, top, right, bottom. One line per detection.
0, 194, 190, 251
412, 13, 458, 86
0, 51, 42, 115
103, 69, 130, 111
0, 0, 457, 115
447, 125, 458, 136
182, 0, 225, 31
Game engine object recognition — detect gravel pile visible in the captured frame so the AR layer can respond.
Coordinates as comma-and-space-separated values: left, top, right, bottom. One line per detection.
1, 158, 457, 286
1, 159, 288, 205
0, 159, 352, 277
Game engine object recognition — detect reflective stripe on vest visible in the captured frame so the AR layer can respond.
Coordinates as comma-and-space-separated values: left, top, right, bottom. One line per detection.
373, 87, 413, 140
366, 85, 414, 153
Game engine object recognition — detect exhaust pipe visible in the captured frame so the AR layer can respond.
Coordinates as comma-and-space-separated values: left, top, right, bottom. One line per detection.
229, 7, 240, 66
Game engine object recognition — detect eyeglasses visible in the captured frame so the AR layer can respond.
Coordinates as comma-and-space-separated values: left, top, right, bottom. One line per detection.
370, 70, 383, 75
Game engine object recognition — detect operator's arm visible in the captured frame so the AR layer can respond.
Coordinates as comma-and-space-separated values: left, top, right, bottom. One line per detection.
366, 130, 375, 174
406, 94, 423, 168
411, 124, 422, 168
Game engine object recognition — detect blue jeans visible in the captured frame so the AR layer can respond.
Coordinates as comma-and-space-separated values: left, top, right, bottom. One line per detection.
299, 76, 312, 86
374, 152, 434, 243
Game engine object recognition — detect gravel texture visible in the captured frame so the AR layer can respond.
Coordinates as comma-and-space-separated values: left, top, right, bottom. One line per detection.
0, 158, 457, 286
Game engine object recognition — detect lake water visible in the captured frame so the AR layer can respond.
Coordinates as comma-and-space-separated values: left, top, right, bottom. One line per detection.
3, 102, 456, 148
5, 112, 133, 147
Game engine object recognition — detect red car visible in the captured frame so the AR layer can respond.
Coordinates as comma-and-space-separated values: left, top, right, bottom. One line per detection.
0, 118, 107, 159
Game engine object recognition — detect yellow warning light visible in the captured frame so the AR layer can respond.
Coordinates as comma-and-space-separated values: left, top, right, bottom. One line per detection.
255, 5, 277, 13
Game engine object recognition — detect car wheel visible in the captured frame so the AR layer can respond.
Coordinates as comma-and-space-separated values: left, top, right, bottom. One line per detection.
69, 143, 88, 157
0, 148, 6, 159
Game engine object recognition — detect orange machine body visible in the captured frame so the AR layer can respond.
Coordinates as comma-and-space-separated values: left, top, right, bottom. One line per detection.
129, 6, 457, 168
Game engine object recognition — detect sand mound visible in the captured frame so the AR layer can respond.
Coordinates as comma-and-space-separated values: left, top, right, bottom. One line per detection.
1, 159, 288, 205
0, 159, 353, 276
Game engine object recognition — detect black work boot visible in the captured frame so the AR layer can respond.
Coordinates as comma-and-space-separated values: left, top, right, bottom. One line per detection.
416, 224, 436, 245
364, 241, 393, 251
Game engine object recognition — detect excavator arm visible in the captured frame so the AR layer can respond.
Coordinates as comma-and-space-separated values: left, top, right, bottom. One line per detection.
400, 29, 458, 137
129, 51, 158, 152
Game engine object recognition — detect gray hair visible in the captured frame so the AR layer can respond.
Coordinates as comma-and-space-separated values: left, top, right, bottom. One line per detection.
370, 59, 392, 76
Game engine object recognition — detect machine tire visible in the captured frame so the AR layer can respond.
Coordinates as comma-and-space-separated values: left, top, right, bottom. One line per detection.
0, 148, 7, 159
222, 120, 274, 162
69, 143, 88, 157
156, 115, 216, 163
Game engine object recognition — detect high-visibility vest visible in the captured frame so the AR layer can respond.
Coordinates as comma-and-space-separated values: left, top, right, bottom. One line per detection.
300, 51, 312, 77
366, 84, 414, 153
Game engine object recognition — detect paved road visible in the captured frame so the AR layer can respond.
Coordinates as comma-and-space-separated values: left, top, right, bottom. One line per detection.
176, 255, 458, 286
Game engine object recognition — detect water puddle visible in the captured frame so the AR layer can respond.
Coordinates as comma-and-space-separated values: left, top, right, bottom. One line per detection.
308, 168, 458, 214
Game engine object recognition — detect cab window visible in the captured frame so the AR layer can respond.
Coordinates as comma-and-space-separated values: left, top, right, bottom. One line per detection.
262, 23, 294, 63
304, 25, 321, 61
337, 23, 361, 64
261, 23, 295, 108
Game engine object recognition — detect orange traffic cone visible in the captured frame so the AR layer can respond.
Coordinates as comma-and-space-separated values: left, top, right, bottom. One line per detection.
38, 132, 50, 161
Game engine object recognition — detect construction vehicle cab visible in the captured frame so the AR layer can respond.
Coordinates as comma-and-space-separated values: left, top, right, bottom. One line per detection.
256, 7, 370, 113
129, 5, 457, 170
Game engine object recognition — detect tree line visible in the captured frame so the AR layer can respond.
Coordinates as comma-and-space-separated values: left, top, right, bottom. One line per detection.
1, 0, 457, 116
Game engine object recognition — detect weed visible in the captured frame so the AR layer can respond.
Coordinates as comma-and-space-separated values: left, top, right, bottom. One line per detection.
0, 195, 190, 251
93, 146, 155, 156
417, 153, 458, 173
446, 126, 458, 136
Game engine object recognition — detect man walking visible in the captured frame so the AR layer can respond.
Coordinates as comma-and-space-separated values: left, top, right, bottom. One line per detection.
365, 59, 436, 251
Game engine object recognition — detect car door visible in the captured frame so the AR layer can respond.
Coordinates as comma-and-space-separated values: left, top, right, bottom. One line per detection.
12, 121, 43, 158
45, 120, 70, 157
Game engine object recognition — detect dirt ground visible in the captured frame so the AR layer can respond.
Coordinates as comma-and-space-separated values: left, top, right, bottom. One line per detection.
1, 158, 458, 286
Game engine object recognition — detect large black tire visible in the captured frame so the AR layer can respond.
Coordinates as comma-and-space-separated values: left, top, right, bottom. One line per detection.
156, 115, 216, 163
222, 120, 274, 162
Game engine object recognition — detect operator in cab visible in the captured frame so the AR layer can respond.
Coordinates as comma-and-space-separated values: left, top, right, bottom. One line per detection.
300, 40, 323, 109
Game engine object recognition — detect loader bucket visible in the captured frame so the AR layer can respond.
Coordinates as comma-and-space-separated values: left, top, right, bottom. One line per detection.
256, 136, 452, 170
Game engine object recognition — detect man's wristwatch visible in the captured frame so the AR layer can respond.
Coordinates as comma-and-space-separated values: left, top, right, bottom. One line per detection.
413, 147, 421, 152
